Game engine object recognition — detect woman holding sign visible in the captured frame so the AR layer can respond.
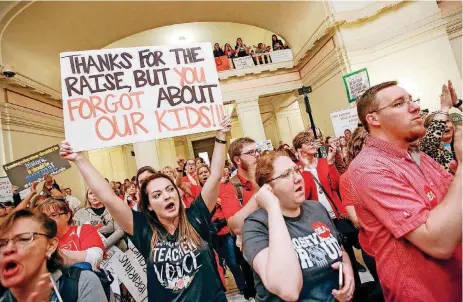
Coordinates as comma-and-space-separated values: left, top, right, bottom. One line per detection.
59, 116, 231, 302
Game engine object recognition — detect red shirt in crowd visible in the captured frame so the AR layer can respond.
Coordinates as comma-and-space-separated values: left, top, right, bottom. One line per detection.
339, 171, 373, 257
299, 169, 319, 202
221, 173, 255, 220
349, 136, 461, 302
59, 224, 105, 252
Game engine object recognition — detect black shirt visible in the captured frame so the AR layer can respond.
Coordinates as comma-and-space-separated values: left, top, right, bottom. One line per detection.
127, 194, 226, 302
243, 201, 343, 302
91, 206, 106, 216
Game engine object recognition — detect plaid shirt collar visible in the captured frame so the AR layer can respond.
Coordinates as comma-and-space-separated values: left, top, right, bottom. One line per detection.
365, 136, 414, 160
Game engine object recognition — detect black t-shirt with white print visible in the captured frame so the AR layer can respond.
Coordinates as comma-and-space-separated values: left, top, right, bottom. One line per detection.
243, 201, 343, 302
127, 194, 226, 302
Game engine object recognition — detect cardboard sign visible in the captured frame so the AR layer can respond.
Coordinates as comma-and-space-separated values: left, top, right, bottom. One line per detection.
214, 55, 231, 72
232, 56, 255, 69
2, 145, 71, 191
0, 177, 31, 203
256, 140, 273, 151
330, 107, 359, 137
342, 68, 370, 103
101, 245, 148, 302
269, 49, 293, 63
60, 43, 224, 152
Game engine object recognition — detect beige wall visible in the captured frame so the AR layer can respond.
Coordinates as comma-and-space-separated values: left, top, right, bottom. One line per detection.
449, 37, 462, 76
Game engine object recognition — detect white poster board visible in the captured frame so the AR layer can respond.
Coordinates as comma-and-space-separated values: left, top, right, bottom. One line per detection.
60, 43, 224, 152
330, 107, 359, 137
256, 140, 274, 151
269, 49, 293, 63
342, 68, 370, 103
0, 177, 31, 203
101, 246, 148, 302
198, 152, 210, 166
232, 56, 255, 69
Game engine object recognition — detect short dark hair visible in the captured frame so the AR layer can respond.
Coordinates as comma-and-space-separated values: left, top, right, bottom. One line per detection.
357, 81, 397, 132
228, 137, 256, 167
292, 131, 313, 151
136, 166, 157, 189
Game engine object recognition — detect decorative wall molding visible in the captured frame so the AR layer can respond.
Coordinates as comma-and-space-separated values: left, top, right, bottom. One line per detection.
0, 102, 64, 137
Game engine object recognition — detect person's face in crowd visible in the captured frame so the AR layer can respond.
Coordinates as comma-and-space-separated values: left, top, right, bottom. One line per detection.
110, 181, 116, 189
258, 43, 263, 49
163, 168, 175, 180
214, 43, 219, 50
368, 86, 425, 143
269, 156, 305, 210
185, 160, 196, 174
5, 206, 13, 214
223, 167, 230, 178
442, 120, 455, 143
272, 35, 277, 41
137, 171, 154, 189
236, 143, 261, 172
0, 206, 6, 217
146, 177, 180, 223
197, 167, 210, 186
237, 38, 243, 46
126, 184, 136, 195
42, 208, 70, 238
87, 189, 103, 208
116, 182, 121, 189
334, 138, 340, 148
225, 43, 231, 50
0, 218, 58, 289
344, 129, 352, 140
300, 139, 317, 157
64, 188, 71, 196
340, 137, 347, 147
43, 174, 52, 184
195, 158, 203, 169
124, 179, 130, 186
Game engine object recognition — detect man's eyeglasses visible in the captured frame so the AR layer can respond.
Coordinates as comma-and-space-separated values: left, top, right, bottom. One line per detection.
47, 212, 67, 219
0, 232, 50, 251
266, 166, 302, 183
240, 149, 261, 157
370, 97, 419, 113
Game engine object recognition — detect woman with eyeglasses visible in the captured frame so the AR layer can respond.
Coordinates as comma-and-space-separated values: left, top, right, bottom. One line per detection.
243, 151, 354, 301
0, 209, 107, 302
74, 188, 127, 251
59, 117, 231, 302
35, 199, 105, 269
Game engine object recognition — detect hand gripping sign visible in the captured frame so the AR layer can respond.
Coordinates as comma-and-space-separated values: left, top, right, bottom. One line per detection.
60, 43, 225, 152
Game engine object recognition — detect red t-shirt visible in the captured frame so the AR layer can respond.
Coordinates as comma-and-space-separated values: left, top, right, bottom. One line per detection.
59, 224, 105, 252
339, 172, 373, 257
349, 136, 461, 302
183, 185, 202, 208
221, 173, 255, 220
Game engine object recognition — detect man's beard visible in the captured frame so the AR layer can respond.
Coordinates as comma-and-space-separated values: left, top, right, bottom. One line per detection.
241, 160, 255, 174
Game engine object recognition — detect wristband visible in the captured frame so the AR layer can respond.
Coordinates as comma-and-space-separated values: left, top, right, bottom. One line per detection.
454, 99, 463, 108
215, 137, 226, 144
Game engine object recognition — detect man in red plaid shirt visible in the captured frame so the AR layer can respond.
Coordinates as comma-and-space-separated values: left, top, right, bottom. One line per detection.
348, 81, 462, 302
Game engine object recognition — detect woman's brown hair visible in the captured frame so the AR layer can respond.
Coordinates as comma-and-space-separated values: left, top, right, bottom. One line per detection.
139, 173, 201, 249
0, 209, 63, 272
136, 166, 157, 189
346, 127, 369, 166
35, 198, 74, 225
255, 151, 288, 187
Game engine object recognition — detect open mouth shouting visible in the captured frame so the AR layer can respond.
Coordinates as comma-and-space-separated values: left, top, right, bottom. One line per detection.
2, 260, 20, 279
165, 201, 176, 213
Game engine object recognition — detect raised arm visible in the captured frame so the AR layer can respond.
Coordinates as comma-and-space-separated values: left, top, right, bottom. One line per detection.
15, 181, 39, 211
175, 156, 193, 197
59, 142, 134, 235
201, 116, 231, 212
249, 185, 302, 300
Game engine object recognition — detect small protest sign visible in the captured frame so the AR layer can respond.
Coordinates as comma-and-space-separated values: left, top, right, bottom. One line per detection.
269, 49, 293, 63
256, 140, 273, 151
215, 56, 231, 72
60, 43, 224, 152
2, 145, 71, 191
330, 107, 359, 137
232, 56, 255, 69
342, 68, 370, 103
0, 177, 31, 203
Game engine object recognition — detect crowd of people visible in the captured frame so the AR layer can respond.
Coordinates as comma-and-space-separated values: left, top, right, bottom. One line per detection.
0, 80, 461, 302
213, 35, 290, 66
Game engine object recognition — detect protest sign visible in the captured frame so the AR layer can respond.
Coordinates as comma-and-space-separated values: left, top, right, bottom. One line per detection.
330, 107, 359, 137
2, 145, 71, 191
0, 177, 31, 203
60, 43, 225, 152
256, 140, 273, 151
342, 68, 370, 103
101, 245, 148, 302
215, 56, 231, 72
269, 49, 293, 63
232, 56, 255, 69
